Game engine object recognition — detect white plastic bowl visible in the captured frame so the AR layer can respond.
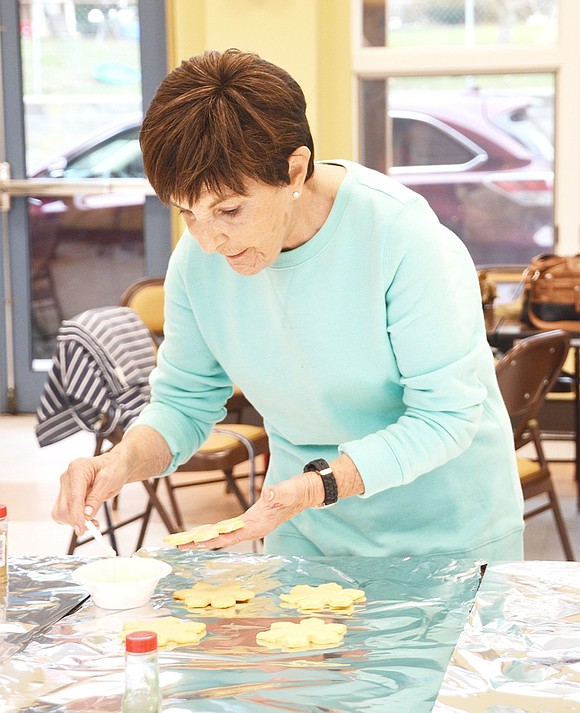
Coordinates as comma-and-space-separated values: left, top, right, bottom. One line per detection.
72, 556, 172, 610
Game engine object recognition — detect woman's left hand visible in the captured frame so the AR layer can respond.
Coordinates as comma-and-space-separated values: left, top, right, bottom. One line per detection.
177, 471, 323, 550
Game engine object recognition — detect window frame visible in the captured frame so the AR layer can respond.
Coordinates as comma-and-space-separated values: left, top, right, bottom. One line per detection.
351, 0, 580, 257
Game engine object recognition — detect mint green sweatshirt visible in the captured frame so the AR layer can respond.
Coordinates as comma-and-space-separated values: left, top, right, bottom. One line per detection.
136, 160, 524, 560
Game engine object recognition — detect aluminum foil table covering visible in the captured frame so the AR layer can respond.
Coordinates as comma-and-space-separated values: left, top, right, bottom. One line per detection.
433, 560, 580, 713
0, 554, 90, 664
0, 549, 481, 712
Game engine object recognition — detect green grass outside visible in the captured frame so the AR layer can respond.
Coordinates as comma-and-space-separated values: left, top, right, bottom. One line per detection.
389, 74, 554, 93
388, 20, 557, 48
21, 36, 141, 96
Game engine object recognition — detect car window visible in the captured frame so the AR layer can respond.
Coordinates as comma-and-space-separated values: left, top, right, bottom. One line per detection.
62, 128, 144, 179
491, 106, 554, 164
392, 116, 477, 168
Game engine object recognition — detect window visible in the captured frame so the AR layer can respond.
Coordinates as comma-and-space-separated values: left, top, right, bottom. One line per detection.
352, 0, 579, 265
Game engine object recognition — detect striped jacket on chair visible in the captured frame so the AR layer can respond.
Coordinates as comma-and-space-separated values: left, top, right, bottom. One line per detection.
35, 306, 156, 447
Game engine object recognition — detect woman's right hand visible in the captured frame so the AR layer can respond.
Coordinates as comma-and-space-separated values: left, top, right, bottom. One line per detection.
52, 426, 171, 536
51, 450, 129, 536
51, 424, 173, 536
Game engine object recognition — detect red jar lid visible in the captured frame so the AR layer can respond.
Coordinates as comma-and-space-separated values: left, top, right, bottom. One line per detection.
125, 630, 158, 653
0, 505, 6, 519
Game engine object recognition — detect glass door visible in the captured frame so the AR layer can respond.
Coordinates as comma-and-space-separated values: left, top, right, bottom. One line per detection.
0, 0, 170, 413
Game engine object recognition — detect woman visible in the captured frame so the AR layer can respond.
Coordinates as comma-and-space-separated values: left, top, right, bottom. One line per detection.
53, 49, 524, 560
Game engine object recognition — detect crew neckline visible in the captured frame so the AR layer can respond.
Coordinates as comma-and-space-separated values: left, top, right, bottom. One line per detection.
269, 160, 355, 270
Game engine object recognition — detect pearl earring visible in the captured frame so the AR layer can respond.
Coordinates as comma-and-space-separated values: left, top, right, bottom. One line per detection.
293, 191, 300, 199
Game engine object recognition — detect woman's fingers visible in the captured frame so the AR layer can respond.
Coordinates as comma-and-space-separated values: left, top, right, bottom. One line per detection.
52, 458, 94, 531
51, 454, 126, 533
82, 462, 120, 517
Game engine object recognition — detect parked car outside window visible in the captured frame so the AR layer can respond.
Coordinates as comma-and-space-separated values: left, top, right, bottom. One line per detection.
27, 91, 553, 347
389, 90, 553, 265
29, 116, 144, 250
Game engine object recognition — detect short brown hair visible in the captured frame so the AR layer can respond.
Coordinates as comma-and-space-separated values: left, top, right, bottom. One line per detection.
140, 49, 315, 205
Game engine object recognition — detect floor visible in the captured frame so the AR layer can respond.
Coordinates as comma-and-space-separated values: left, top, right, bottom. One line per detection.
1, 413, 579, 561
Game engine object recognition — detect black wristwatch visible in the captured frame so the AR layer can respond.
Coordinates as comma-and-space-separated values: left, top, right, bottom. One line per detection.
303, 458, 338, 508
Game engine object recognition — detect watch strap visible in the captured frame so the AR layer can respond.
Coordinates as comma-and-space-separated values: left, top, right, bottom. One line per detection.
303, 458, 338, 508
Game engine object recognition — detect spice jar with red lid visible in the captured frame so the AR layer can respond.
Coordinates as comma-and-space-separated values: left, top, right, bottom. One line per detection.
122, 630, 161, 713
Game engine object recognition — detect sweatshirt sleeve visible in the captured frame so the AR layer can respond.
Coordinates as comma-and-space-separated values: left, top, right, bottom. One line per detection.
133, 238, 234, 473
339, 197, 491, 498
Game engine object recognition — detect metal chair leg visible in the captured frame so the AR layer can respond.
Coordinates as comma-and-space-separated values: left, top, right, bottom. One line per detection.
548, 483, 575, 560
164, 476, 185, 530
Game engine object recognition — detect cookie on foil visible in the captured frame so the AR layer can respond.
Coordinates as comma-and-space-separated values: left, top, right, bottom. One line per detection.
280, 582, 366, 612
174, 582, 256, 609
120, 615, 206, 647
256, 617, 347, 650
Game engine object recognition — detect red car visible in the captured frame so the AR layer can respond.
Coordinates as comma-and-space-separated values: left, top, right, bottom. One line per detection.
387, 90, 553, 265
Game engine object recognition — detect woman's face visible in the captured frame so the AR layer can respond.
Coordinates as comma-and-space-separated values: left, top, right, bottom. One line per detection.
172, 180, 296, 276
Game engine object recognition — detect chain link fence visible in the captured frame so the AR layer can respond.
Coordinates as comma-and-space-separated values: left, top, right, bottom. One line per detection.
389, 0, 556, 26
363, 0, 558, 48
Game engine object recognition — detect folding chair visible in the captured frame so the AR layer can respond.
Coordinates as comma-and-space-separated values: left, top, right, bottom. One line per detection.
495, 329, 575, 560
35, 305, 180, 554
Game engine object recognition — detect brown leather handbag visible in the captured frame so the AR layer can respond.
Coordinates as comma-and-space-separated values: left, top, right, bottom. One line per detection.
522, 253, 580, 332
